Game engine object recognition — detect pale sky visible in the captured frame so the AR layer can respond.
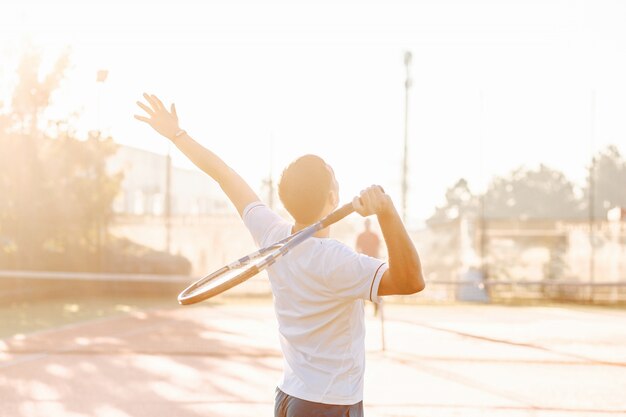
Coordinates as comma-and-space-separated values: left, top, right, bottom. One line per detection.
1, 0, 625, 226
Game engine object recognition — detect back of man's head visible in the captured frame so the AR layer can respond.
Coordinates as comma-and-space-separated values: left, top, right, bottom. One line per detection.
278, 154, 334, 225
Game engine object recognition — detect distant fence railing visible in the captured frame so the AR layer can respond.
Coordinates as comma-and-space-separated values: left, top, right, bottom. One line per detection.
2, 270, 625, 304
423, 280, 626, 304
0, 270, 191, 283
0, 269, 271, 302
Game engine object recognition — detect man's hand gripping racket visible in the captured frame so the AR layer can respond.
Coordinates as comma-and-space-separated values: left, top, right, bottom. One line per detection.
178, 186, 387, 305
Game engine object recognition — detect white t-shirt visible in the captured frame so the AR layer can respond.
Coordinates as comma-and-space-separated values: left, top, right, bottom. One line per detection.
243, 202, 388, 405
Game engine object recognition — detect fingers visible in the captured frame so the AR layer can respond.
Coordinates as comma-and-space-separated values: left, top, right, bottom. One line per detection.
134, 115, 151, 123
354, 187, 374, 216
136, 101, 154, 116
362, 185, 383, 201
151, 94, 164, 111
143, 93, 160, 112
352, 196, 365, 214
355, 185, 388, 216
361, 188, 374, 210
171, 103, 177, 119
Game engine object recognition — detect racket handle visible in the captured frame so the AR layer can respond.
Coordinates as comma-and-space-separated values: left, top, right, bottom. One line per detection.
320, 202, 355, 228
319, 186, 385, 228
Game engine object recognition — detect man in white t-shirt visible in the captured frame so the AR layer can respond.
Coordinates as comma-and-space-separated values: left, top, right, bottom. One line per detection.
135, 93, 425, 416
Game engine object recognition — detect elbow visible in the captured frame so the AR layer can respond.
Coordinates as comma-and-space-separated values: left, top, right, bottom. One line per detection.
407, 278, 425, 294
409, 268, 426, 294
412, 278, 426, 294
400, 269, 426, 295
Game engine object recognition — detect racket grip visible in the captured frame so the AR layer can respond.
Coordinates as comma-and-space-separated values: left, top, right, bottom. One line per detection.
320, 202, 355, 228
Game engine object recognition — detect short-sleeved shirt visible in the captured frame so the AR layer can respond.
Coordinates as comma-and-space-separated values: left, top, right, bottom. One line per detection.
243, 202, 388, 405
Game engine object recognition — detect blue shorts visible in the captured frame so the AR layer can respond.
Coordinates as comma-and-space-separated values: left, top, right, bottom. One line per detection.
274, 388, 364, 417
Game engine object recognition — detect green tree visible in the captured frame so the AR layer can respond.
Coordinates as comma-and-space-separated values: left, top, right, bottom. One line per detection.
427, 178, 479, 225
0, 50, 122, 270
483, 164, 581, 220
585, 145, 626, 219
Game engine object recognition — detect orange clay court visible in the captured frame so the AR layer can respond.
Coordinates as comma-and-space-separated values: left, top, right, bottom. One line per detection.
2, 298, 626, 417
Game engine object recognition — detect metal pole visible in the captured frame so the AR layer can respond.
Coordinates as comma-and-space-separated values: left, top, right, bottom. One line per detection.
380, 299, 386, 352
165, 146, 172, 254
96, 70, 108, 271
589, 91, 596, 300
402, 51, 412, 224
479, 91, 486, 275
268, 134, 274, 210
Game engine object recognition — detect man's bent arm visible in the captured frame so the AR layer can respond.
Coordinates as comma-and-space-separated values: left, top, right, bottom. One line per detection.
376, 204, 424, 295
353, 186, 424, 296
134, 93, 259, 217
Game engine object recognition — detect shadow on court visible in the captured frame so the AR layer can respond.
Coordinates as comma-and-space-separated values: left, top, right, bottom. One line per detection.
0, 301, 282, 417
1, 302, 626, 417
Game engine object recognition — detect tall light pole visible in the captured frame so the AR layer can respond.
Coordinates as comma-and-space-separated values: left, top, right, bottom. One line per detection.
165, 146, 172, 254
96, 69, 108, 272
268, 133, 275, 209
261, 133, 275, 209
479, 91, 486, 273
588, 91, 596, 299
402, 51, 412, 224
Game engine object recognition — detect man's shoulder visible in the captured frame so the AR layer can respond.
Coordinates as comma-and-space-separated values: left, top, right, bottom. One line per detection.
244, 203, 290, 226
243, 202, 292, 247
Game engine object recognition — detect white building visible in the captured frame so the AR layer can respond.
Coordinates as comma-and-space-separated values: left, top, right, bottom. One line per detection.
107, 145, 229, 216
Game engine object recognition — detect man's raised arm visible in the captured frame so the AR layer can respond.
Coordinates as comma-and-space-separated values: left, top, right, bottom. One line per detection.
134, 93, 260, 217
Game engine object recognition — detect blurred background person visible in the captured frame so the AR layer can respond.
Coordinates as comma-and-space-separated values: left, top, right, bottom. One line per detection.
356, 218, 382, 316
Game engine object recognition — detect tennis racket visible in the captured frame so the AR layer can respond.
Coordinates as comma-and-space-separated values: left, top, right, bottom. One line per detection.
177, 201, 356, 305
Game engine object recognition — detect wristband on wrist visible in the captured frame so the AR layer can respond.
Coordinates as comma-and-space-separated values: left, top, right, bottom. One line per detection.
172, 129, 186, 141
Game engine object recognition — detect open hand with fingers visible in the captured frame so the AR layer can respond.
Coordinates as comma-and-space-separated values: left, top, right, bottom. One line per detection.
134, 93, 180, 140
353, 185, 394, 217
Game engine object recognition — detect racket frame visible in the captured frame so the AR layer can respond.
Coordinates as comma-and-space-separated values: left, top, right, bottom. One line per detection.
177, 202, 355, 305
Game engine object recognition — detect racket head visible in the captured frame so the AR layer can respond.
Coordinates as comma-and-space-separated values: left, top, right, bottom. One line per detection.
177, 249, 278, 305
